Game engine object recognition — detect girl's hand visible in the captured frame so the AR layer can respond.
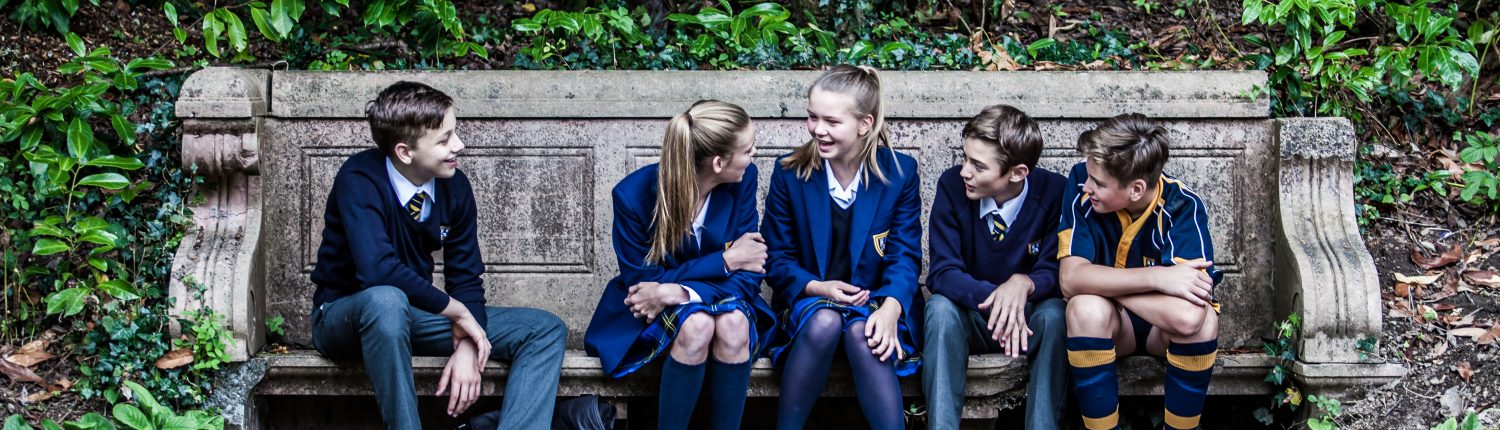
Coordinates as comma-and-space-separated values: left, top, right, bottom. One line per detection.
808, 280, 869, 306
723, 232, 767, 273
864, 297, 904, 362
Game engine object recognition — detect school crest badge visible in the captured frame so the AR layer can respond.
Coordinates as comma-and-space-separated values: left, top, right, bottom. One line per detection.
1027, 241, 1041, 256
872, 230, 890, 257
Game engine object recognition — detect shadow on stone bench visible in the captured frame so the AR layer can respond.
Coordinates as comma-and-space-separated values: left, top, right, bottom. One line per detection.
248, 349, 1276, 422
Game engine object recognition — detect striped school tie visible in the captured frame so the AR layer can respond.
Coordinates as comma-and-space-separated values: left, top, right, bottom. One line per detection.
406, 191, 427, 220
988, 212, 1007, 243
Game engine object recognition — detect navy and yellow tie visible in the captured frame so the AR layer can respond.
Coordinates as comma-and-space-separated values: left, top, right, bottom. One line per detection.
406, 191, 427, 220
988, 212, 1007, 243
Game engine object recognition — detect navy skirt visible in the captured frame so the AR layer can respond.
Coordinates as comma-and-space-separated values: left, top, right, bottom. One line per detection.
769, 296, 921, 376
610, 296, 766, 378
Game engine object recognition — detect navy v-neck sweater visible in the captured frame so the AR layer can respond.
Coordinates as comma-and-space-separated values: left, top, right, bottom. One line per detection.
310, 149, 489, 327
924, 165, 1066, 312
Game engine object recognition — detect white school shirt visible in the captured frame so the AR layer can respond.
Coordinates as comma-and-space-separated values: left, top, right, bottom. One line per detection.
825, 160, 864, 209
386, 158, 435, 222
978, 179, 1029, 233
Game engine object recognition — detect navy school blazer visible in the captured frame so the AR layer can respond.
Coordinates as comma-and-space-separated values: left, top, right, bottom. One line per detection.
925, 165, 1066, 312
761, 148, 925, 345
584, 163, 772, 374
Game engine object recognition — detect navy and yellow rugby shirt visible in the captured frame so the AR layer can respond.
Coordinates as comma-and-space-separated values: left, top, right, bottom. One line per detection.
1056, 161, 1223, 296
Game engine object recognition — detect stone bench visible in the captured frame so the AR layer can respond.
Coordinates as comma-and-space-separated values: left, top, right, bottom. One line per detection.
169, 68, 1404, 429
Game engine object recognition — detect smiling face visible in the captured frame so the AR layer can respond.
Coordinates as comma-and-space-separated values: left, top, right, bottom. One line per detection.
710, 123, 757, 184
394, 108, 464, 184
958, 137, 1028, 201
1081, 157, 1155, 215
806, 88, 871, 166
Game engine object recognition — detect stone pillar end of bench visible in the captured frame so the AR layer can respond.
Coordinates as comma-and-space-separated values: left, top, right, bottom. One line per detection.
1273, 117, 1387, 365
1293, 361, 1407, 399
169, 67, 270, 362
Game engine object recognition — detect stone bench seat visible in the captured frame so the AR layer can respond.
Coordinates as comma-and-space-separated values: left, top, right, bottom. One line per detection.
170, 68, 1405, 429
257, 351, 1276, 398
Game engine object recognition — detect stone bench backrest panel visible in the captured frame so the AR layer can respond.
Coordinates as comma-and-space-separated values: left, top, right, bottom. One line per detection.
258, 71, 1272, 350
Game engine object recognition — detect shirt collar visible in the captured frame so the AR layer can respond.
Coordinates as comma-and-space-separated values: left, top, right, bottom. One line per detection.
824, 159, 864, 209
386, 157, 435, 205
980, 178, 1029, 226
691, 194, 711, 244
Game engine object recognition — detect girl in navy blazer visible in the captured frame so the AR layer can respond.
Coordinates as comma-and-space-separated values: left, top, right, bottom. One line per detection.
762, 65, 923, 430
584, 100, 775, 430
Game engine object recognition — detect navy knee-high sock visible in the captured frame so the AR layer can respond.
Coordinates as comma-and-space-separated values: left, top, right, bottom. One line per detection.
843, 321, 905, 430
658, 356, 706, 430
705, 357, 753, 429
777, 309, 844, 430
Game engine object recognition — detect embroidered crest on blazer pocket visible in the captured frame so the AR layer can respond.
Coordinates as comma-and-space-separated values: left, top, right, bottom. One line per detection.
872, 230, 890, 257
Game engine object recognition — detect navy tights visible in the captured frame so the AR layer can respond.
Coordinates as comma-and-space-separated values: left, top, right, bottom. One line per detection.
776, 309, 904, 430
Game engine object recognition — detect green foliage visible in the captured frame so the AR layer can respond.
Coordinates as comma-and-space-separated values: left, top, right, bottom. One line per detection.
1305, 394, 1344, 430
265, 315, 285, 337
1241, 0, 1479, 118
112, 381, 223, 430
1430, 411, 1482, 430
158, 0, 485, 62
3, 0, 98, 33
1255, 313, 1303, 425
176, 308, 233, 371
1456, 131, 1500, 209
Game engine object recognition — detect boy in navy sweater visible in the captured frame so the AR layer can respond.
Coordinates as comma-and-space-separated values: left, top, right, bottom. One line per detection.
309, 81, 565, 430
923, 105, 1068, 429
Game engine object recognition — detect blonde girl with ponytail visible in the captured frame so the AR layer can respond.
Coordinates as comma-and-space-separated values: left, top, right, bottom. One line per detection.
584, 100, 775, 430
761, 65, 925, 430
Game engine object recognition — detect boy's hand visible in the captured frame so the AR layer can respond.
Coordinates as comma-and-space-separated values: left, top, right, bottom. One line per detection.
437, 339, 482, 417
809, 280, 869, 306
978, 274, 1034, 358
449, 316, 491, 374
1152, 259, 1215, 307
864, 298, 905, 362
625, 281, 686, 323
724, 232, 767, 273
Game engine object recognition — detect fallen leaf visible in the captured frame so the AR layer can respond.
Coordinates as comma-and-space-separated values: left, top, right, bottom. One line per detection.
1457, 361, 1473, 383
0, 357, 43, 383
1464, 271, 1500, 288
1412, 246, 1463, 270
1480, 325, 1500, 345
154, 348, 193, 370
1395, 282, 1411, 297
1477, 237, 1499, 248
1451, 327, 1489, 338
1395, 272, 1442, 285
25, 390, 55, 403
1433, 303, 1456, 311
5, 338, 54, 368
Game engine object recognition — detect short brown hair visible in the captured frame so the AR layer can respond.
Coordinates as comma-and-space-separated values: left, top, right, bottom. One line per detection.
366, 81, 453, 156
1077, 113, 1170, 186
962, 104, 1042, 170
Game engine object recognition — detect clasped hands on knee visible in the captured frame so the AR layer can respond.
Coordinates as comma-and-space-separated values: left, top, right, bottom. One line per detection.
804, 280, 905, 362
979, 274, 1035, 358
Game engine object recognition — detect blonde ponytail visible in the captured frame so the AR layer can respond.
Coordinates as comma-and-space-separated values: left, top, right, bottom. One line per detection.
646, 100, 751, 264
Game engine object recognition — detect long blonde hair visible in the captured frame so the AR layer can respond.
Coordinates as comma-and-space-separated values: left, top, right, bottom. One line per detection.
648, 100, 751, 264
780, 64, 895, 183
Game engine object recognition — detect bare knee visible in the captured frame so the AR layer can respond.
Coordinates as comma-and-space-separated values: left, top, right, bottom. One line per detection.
712, 311, 751, 361
671, 312, 714, 363
1065, 295, 1117, 337
1158, 305, 1210, 339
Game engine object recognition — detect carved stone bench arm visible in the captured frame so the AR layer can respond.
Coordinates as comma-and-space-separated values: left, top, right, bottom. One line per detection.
169, 68, 270, 362
1273, 118, 1405, 391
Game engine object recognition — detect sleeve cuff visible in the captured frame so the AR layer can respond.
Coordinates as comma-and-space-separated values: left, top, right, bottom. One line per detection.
680, 284, 704, 304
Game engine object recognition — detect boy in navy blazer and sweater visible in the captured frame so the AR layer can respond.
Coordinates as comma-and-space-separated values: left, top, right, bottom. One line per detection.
310, 81, 566, 430
923, 105, 1069, 430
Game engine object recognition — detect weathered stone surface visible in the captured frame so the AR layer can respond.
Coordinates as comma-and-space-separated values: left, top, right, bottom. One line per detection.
1272, 118, 1384, 365
270, 70, 1268, 119
207, 359, 268, 430
177, 68, 269, 119
259, 118, 1274, 350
